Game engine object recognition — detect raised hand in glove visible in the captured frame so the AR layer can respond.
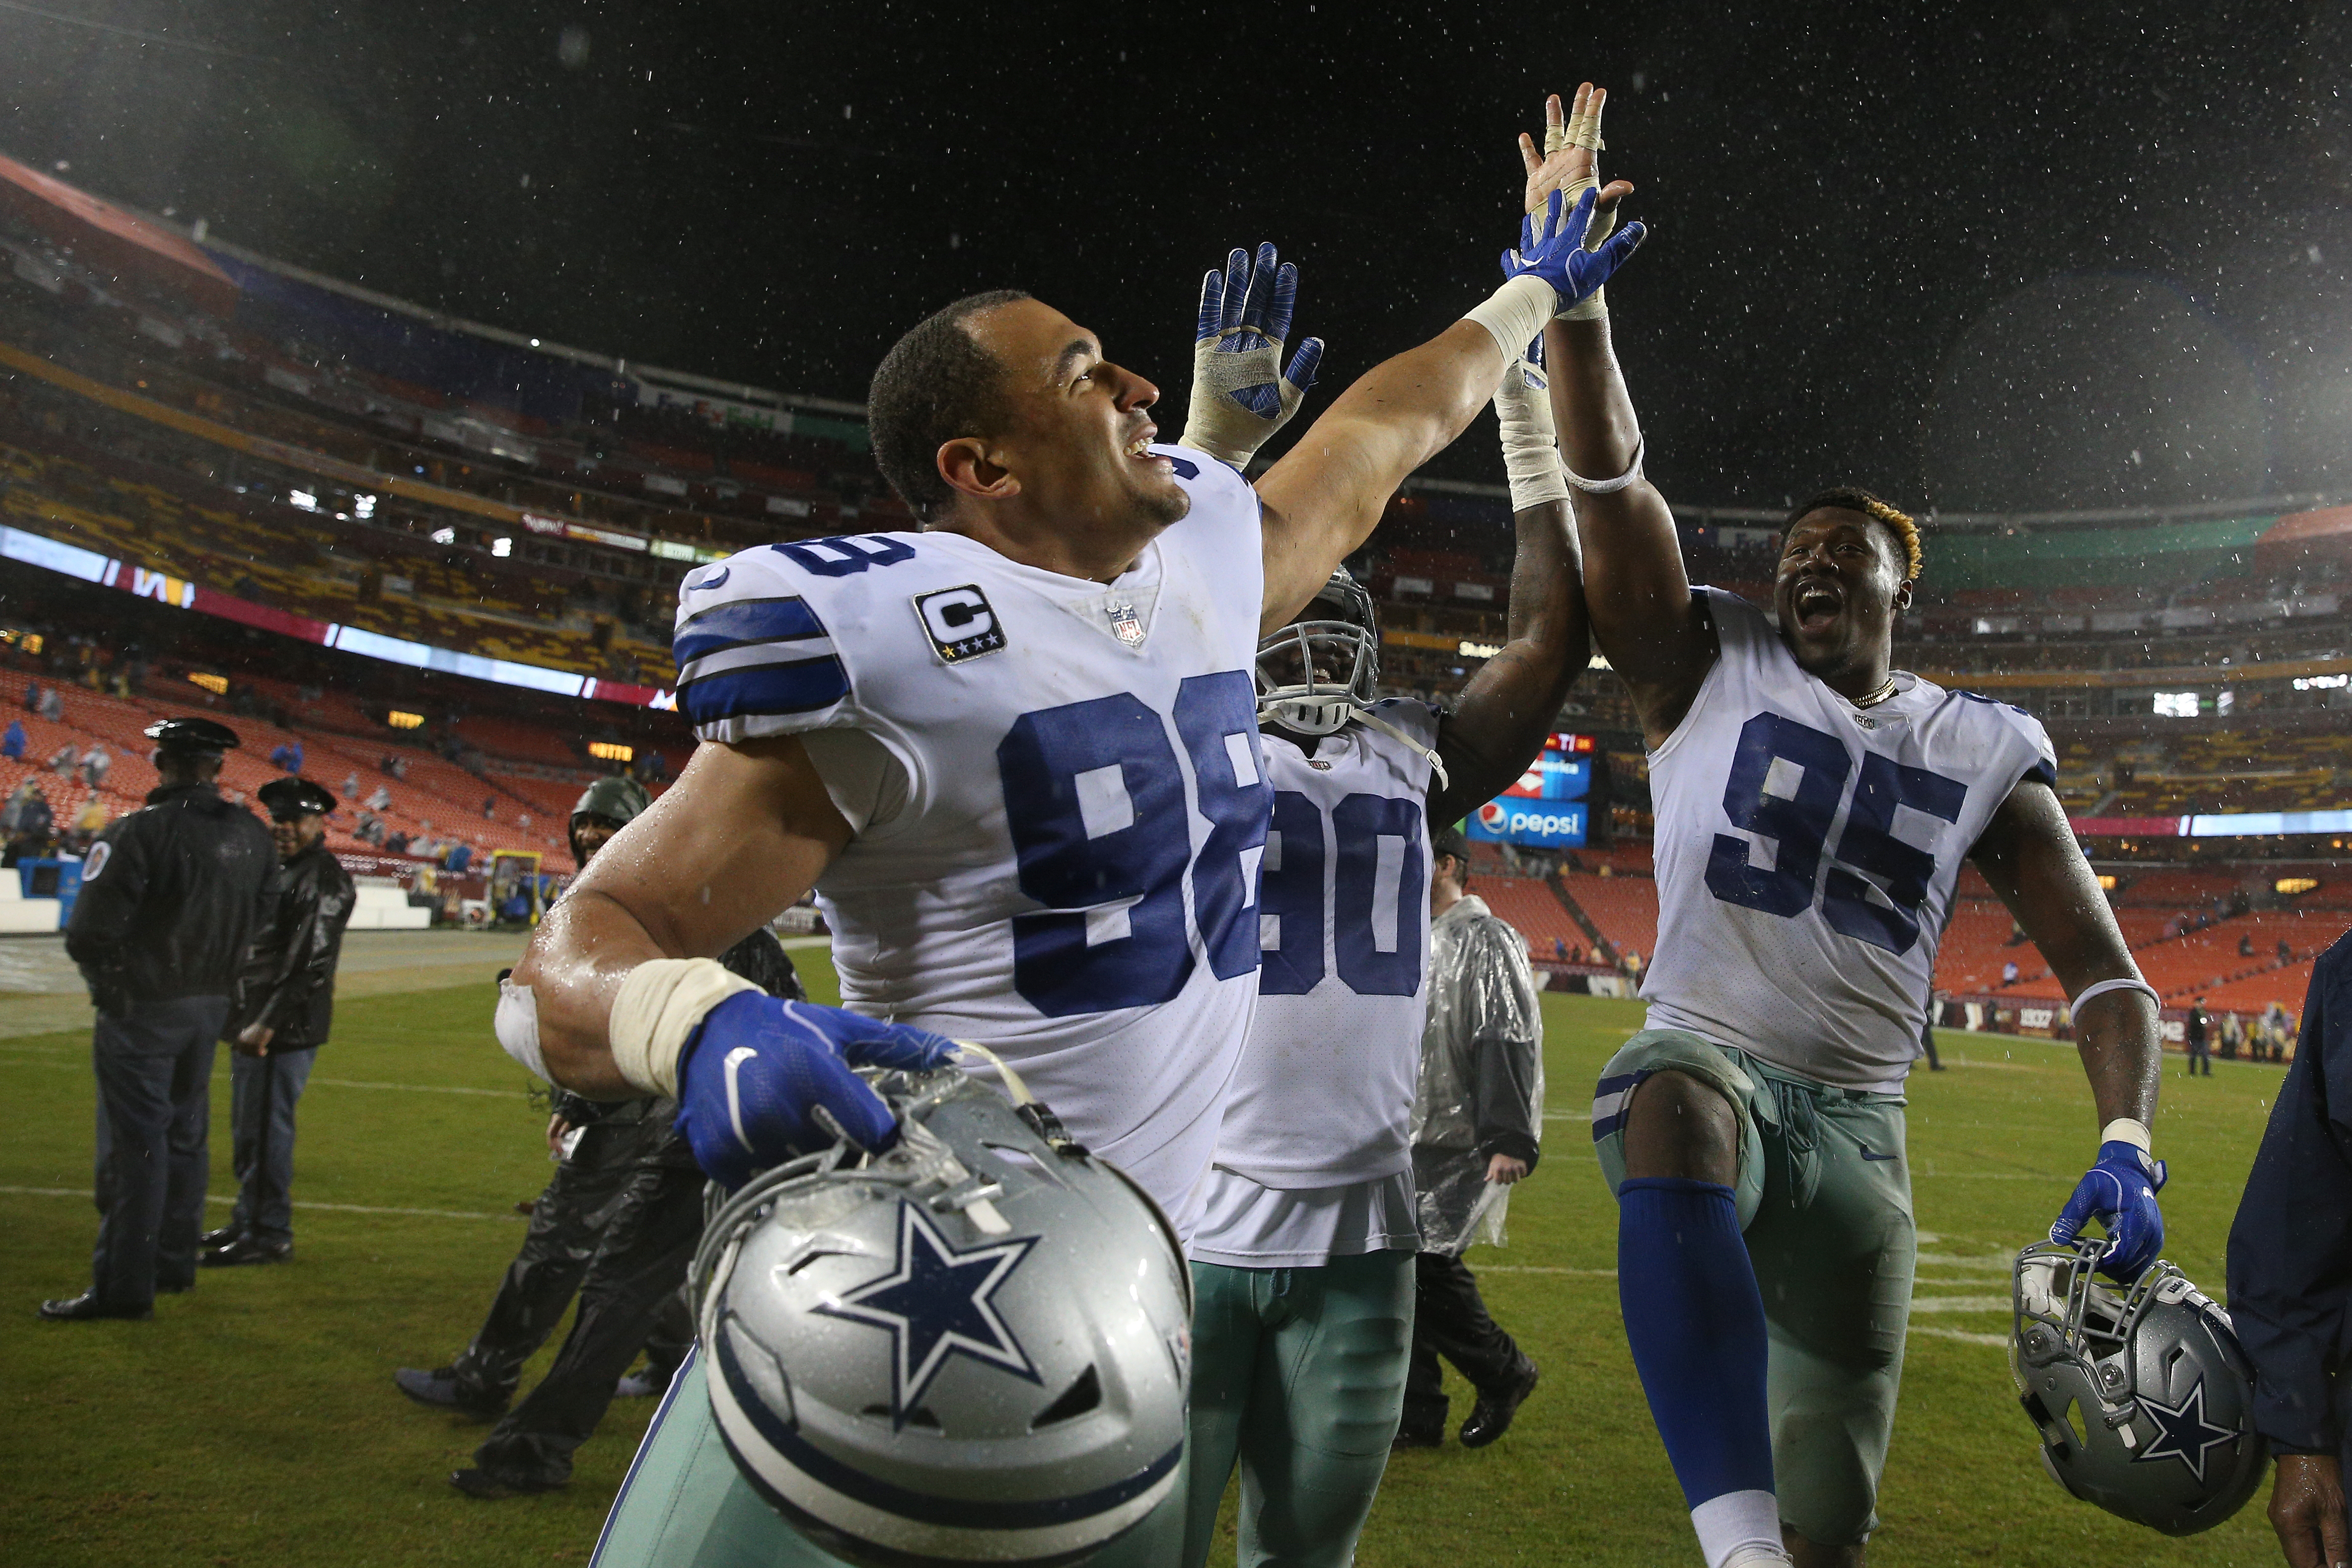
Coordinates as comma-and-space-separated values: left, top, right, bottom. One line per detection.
1502, 187, 1646, 320
2050, 1139, 2168, 1281
673, 993, 960, 1190
1178, 241, 1325, 469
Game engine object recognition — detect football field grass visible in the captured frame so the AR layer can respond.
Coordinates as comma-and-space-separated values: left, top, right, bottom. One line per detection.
0, 944, 2289, 1566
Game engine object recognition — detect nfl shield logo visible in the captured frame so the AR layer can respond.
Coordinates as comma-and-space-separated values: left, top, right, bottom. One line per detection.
1107, 602, 1145, 646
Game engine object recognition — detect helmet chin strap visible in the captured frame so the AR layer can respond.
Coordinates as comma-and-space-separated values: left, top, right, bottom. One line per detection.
1261, 696, 1449, 793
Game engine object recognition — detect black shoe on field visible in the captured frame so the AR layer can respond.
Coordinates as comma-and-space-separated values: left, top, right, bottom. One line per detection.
448, 1467, 563, 1500
1390, 1424, 1445, 1451
198, 1225, 240, 1249
1459, 1360, 1540, 1449
199, 1234, 291, 1268
394, 1366, 507, 1420
39, 1290, 151, 1322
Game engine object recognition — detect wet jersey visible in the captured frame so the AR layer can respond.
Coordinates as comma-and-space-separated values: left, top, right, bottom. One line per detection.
672, 447, 1269, 1231
1209, 701, 1439, 1192
1642, 588, 2056, 1090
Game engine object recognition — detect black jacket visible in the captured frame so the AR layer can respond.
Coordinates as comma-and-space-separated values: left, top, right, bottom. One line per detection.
226, 840, 357, 1051
66, 783, 279, 1014
2227, 930, 2352, 1463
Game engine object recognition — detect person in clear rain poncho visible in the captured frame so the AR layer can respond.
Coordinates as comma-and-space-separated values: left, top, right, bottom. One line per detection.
1400, 827, 1546, 1449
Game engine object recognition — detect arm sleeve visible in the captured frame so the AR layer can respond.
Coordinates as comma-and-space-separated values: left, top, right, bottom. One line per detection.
257, 869, 352, 1031
1462, 920, 1545, 1169
64, 823, 150, 970
2226, 941, 2352, 1452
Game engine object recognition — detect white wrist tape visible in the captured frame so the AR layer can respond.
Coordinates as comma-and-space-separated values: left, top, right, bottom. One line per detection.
1493, 359, 1568, 511
608, 958, 760, 1096
1563, 433, 1645, 494
2070, 977, 2161, 1017
1559, 283, 1607, 323
1462, 275, 1559, 369
495, 980, 548, 1084
2100, 1118, 2152, 1154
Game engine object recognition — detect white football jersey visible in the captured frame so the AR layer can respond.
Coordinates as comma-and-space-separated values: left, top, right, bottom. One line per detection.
1642, 588, 2056, 1090
671, 447, 1269, 1232
1209, 701, 1439, 1192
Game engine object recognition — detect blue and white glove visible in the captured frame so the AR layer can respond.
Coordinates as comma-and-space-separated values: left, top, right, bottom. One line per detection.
1501, 186, 1646, 318
2050, 1139, 2168, 1282
1178, 240, 1325, 468
674, 993, 960, 1190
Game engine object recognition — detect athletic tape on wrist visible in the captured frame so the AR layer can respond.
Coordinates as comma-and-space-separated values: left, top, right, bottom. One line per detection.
2070, 977, 2161, 1018
494, 980, 548, 1084
1462, 275, 1559, 371
1559, 284, 1607, 323
2100, 1118, 2152, 1154
1563, 433, 1645, 494
609, 958, 761, 1097
1493, 361, 1570, 510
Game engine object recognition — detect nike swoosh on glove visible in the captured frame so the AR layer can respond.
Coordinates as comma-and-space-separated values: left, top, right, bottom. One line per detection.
673, 993, 961, 1190
2050, 1139, 2169, 1281
1178, 240, 1325, 468
1501, 186, 1646, 317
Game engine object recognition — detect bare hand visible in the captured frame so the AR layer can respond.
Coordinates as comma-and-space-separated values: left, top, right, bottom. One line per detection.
2271, 1454, 2352, 1568
1486, 1152, 1531, 1185
235, 1022, 274, 1057
1518, 83, 1634, 243
546, 1114, 572, 1156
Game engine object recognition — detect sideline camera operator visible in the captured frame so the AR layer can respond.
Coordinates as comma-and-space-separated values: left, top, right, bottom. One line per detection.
202, 776, 356, 1267
39, 717, 278, 1321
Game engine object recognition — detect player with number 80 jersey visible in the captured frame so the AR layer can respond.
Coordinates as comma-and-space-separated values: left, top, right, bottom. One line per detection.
1641, 586, 2055, 1092
672, 450, 1268, 1233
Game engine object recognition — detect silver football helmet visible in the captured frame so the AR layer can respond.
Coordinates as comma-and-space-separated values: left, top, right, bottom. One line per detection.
2009, 1238, 2266, 1536
1256, 568, 1382, 736
690, 1060, 1192, 1567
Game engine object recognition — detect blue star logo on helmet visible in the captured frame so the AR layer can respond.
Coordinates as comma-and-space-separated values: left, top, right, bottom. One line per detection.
2133, 1378, 2238, 1482
814, 1200, 1040, 1428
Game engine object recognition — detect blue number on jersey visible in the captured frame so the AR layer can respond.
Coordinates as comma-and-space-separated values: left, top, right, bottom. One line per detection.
998, 675, 1267, 1015
999, 694, 1194, 1015
1706, 712, 1966, 956
772, 535, 919, 577
1259, 791, 1327, 995
1258, 789, 1426, 998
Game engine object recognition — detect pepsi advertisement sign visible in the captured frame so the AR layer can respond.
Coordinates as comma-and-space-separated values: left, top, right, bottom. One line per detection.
1467, 799, 1588, 848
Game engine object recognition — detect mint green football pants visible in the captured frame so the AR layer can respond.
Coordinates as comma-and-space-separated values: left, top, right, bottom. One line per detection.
1591, 1029, 1916, 1548
588, 1350, 1190, 1567
1181, 1251, 1416, 1568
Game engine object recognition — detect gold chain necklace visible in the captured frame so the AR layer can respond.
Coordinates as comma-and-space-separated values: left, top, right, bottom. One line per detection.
1851, 676, 1900, 710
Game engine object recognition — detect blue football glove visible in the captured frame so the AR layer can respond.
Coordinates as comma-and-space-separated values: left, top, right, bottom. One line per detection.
2050, 1139, 2168, 1281
673, 993, 961, 1190
1501, 186, 1646, 316
1178, 240, 1326, 468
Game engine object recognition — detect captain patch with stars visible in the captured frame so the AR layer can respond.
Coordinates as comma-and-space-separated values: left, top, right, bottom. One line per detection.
913, 584, 1006, 663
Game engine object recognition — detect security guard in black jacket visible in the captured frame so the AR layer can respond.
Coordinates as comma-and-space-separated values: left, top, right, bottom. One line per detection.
394, 774, 808, 1497
203, 776, 355, 1266
41, 717, 279, 1321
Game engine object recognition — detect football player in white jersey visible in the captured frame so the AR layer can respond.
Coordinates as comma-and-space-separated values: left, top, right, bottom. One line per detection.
499, 200, 1644, 1565
1516, 85, 2167, 1568
1180, 326, 1589, 1567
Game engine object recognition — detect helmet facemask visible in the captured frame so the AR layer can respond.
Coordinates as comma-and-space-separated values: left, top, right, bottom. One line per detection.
1255, 618, 1379, 735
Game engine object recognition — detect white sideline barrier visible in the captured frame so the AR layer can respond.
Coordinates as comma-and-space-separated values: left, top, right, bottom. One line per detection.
0, 873, 60, 933
346, 879, 431, 931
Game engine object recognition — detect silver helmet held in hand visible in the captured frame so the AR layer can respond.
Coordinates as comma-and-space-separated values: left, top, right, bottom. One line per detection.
2009, 1238, 2265, 1536
691, 1060, 1192, 1567
1255, 567, 1382, 736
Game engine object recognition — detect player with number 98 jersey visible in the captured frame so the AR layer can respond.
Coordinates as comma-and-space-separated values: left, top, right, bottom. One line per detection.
673, 447, 1268, 1232
1641, 587, 2056, 1092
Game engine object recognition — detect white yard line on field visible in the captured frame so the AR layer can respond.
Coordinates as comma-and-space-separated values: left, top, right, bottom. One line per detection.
0, 1184, 520, 1221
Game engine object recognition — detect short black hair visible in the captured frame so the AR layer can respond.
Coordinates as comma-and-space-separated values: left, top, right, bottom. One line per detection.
1782, 486, 1924, 581
867, 290, 1033, 523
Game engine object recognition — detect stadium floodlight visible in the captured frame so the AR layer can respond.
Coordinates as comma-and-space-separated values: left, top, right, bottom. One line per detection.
492, 537, 513, 557
354, 493, 377, 518
290, 490, 318, 511
430, 527, 456, 545
2151, 691, 2199, 717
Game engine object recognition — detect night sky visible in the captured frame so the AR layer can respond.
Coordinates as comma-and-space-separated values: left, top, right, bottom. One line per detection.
5, 0, 2347, 514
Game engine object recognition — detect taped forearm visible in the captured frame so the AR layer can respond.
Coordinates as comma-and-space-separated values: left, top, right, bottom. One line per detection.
1461, 276, 1559, 369
608, 957, 761, 1096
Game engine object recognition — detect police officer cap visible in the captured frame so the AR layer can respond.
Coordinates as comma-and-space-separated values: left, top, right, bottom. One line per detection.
143, 715, 242, 755
258, 776, 337, 821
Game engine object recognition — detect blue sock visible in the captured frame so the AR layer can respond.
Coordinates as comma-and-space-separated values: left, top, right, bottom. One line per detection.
1617, 1177, 1775, 1512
